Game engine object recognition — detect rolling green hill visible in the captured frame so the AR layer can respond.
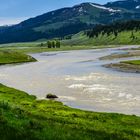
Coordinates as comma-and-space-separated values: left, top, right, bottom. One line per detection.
62, 31, 140, 46
63, 20, 140, 46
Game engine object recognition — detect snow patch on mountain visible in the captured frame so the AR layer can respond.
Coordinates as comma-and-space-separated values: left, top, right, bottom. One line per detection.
136, 5, 140, 9
89, 3, 121, 12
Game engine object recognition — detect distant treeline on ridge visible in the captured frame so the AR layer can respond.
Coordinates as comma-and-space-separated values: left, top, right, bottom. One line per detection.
87, 20, 140, 39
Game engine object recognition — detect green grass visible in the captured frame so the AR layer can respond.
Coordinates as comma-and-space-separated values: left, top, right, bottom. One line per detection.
0, 46, 93, 53
0, 44, 116, 54
62, 31, 140, 46
121, 60, 140, 65
0, 33, 122, 54
0, 84, 140, 140
0, 50, 36, 64
0, 30, 140, 53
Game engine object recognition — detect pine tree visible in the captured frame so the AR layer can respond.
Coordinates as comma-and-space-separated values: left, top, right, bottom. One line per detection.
56, 41, 61, 48
52, 41, 56, 48
47, 41, 52, 48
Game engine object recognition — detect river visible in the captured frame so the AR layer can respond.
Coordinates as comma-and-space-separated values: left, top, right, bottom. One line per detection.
0, 46, 140, 115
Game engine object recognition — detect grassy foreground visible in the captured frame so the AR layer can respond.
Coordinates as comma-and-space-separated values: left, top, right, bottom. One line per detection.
0, 84, 140, 140
0, 50, 36, 64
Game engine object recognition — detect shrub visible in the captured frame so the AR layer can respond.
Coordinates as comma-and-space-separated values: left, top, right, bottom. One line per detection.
46, 94, 58, 99
0, 101, 10, 110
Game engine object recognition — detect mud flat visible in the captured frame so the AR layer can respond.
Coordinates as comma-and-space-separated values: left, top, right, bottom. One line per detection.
100, 50, 140, 60
1, 47, 140, 115
104, 62, 140, 73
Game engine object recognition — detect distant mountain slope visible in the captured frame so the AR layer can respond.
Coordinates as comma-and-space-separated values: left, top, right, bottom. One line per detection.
105, 0, 140, 11
1, 1, 140, 44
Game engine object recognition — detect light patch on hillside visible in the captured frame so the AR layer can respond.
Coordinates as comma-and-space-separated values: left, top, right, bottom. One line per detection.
136, 5, 140, 9
89, 3, 121, 13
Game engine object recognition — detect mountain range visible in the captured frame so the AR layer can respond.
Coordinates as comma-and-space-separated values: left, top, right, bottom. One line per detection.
1, 0, 140, 44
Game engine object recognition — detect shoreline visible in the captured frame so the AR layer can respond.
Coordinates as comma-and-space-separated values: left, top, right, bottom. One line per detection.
104, 63, 140, 73
0, 83, 140, 139
0, 44, 139, 54
0, 50, 37, 65
100, 50, 140, 60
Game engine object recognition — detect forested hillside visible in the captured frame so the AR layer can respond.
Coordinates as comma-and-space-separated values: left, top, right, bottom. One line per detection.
63, 20, 140, 46
87, 20, 140, 39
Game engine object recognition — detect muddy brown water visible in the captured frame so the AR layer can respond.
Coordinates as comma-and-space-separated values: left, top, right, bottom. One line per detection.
0, 46, 140, 115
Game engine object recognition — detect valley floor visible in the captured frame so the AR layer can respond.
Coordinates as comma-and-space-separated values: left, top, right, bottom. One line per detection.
0, 43, 116, 53
0, 44, 140, 139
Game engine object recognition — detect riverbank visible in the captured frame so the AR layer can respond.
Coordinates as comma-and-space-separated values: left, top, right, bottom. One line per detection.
105, 60, 140, 73
100, 50, 140, 60
0, 83, 140, 140
0, 50, 36, 64
0, 45, 115, 53
99, 48, 140, 73
0, 41, 120, 53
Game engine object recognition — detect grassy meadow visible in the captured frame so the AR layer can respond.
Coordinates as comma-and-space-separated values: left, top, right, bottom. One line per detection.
0, 84, 140, 140
0, 43, 116, 54
0, 50, 36, 64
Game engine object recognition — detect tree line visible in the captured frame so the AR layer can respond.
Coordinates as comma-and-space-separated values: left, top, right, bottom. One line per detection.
40, 40, 61, 48
86, 20, 140, 38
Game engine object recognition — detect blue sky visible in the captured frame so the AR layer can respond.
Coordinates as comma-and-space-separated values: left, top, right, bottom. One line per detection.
0, 0, 116, 25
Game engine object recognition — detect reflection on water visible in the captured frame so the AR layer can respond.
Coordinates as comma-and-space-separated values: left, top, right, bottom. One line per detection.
0, 46, 140, 115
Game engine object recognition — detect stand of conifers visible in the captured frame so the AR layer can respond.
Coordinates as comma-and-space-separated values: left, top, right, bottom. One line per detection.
40, 40, 61, 48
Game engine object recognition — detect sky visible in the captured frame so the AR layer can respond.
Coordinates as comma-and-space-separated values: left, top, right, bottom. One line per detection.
0, 0, 117, 26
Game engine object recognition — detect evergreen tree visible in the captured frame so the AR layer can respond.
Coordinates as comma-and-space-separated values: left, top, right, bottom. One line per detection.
47, 41, 52, 48
130, 31, 135, 40
52, 41, 56, 48
40, 43, 44, 47
114, 31, 118, 38
56, 41, 61, 48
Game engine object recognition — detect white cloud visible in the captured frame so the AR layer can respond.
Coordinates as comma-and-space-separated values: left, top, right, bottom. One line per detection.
0, 17, 28, 26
